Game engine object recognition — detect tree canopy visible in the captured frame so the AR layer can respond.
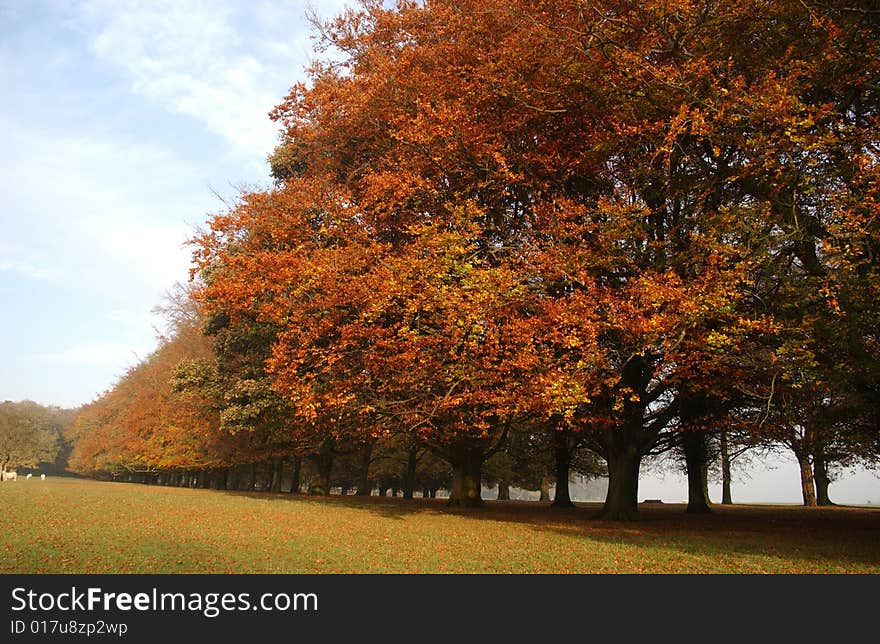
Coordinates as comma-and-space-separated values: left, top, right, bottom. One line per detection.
68, 0, 879, 518
0, 400, 71, 477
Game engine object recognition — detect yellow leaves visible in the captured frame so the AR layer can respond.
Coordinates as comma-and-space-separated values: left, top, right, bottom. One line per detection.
563, 334, 582, 349
705, 330, 733, 351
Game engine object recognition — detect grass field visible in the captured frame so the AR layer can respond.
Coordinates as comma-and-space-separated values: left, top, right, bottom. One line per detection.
1, 477, 878, 573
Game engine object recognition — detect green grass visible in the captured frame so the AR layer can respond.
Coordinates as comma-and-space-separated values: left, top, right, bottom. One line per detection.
1, 477, 878, 573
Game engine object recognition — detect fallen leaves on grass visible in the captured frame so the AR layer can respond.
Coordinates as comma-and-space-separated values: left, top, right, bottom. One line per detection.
1, 479, 878, 574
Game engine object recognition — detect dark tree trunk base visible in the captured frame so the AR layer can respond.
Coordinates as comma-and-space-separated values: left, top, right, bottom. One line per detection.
552, 429, 574, 509
307, 452, 333, 496
600, 445, 642, 521
446, 496, 485, 508
597, 505, 640, 521
356, 442, 373, 496
814, 450, 834, 506
448, 451, 484, 508
288, 457, 301, 494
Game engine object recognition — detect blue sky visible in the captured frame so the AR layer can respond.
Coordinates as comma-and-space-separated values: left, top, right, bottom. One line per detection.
1, 1, 876, 504
1, 0, 348, 407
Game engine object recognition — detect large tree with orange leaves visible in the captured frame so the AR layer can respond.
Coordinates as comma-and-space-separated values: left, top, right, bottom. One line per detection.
192, 0, 879, 517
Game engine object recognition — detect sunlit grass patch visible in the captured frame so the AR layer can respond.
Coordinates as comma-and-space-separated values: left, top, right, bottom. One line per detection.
1, 478, 877, 573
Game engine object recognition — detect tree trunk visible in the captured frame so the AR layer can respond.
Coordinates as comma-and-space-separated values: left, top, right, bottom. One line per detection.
247, 463, 257, 491
447, 449, 484, 507
720, 429, 733, 505
402, 446, 418, 500
356, 443, 373, 496
307, 452, 333, 496
288, 457, 301, 494
270, 458, 283, 493
226, 467, 236, 491
600, 444, 642, 521
551, 431, 574, 508
538, 476, 551, 503
497, 478, 510, 501
813, 448, 833, 506
599, 357, 653, 520
378, 486, 388, 497
795, 449, 817, 506
683, 430, 712, 514
678, 388, 712, 513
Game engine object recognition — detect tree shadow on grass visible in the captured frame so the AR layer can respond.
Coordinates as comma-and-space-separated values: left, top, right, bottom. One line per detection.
224, 489, 455, 520
219, 490, 880, 570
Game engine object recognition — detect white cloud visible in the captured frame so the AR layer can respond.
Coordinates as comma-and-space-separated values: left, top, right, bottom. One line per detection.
73, 0, 331, 160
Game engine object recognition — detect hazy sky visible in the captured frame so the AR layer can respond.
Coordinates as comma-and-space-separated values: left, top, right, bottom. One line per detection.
1, 0, 348, 406
1, 1, 876, 504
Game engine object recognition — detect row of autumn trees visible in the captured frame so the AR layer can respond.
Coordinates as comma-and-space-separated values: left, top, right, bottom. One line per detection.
70, 0, 878, 519
68, 286, 604, 502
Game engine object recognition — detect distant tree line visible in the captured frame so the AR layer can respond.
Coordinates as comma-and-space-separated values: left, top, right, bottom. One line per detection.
68, 0, 879, 519
0, 400, 72, 479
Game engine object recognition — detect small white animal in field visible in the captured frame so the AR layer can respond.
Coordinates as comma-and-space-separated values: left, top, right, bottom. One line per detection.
40, 474, 46, 480
26, 473, 32, 479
